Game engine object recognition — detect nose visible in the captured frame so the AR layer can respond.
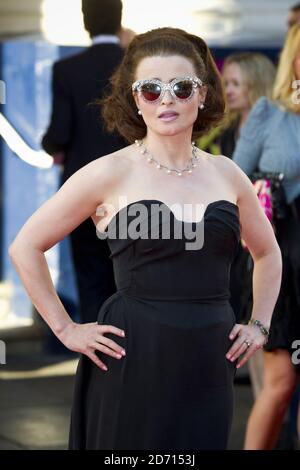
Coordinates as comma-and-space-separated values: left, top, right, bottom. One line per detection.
161, 88, 174, 105
225, 82, 232, 93
225, 85, 234, 98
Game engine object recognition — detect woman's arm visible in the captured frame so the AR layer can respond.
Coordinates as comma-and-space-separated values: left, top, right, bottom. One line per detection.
222, 157, 282, 368
234, 162, 282, 326
8, 155, 126, 370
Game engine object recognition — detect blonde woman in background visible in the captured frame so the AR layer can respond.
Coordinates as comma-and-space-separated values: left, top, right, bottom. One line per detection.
233, 24, 300, 449
198, 52, 275, 158
219, 52, 275, 158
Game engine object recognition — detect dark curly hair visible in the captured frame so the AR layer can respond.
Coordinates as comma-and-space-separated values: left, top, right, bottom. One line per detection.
100, 27, 225, 143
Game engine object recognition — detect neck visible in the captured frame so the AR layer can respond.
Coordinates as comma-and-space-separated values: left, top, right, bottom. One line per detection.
143, 131, 194, 169
239, 109, 250, 129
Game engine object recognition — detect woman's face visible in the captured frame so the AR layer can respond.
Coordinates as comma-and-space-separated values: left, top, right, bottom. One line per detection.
133, 55, 207, 138
223, 62, 250, 112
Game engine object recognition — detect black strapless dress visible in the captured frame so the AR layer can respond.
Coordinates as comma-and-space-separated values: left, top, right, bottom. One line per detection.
69, 199, 241, 450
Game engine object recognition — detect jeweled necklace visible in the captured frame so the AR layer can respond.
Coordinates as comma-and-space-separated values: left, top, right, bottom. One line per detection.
135, 139, 200, 176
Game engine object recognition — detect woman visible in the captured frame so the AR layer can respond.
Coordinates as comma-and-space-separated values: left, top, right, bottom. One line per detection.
9, 27, 281, 450
233, 23, 300, 449
197, 52, 275, 158
220, 52, 275, 158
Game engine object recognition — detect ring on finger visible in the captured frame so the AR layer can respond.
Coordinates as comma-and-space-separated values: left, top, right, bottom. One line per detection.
243, 340, 252, 349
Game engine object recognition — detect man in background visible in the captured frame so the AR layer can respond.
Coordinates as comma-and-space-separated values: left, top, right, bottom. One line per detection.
42, 0, 125, 323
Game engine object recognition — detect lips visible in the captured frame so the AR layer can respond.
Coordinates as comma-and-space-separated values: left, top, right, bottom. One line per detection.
158, 111, 179, 119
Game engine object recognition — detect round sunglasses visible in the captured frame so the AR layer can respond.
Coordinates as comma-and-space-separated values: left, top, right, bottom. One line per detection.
132, 76, 203, 103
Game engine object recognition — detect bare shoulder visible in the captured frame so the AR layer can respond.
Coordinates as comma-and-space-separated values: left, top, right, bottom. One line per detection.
197, 149, 234, 175
205, 153, 252, 201
84, 145, 134, 196
204, 152, 236, 178
196, 150, 239, 200
209, 153, 260, 208
70, 146, 132, 202
94, 145, 134, 171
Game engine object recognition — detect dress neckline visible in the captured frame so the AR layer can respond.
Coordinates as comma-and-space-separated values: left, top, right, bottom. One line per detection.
100, 199, 239, 234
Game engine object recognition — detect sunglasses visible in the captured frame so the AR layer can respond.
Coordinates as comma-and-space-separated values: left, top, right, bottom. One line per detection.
132, 76, 203, 103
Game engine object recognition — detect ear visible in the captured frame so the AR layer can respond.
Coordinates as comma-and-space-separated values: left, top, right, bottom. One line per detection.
198, 85, 208, 106
133, 92, 140, 110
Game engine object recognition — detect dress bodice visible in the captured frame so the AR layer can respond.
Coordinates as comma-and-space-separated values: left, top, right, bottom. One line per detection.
99, 199, 240, 301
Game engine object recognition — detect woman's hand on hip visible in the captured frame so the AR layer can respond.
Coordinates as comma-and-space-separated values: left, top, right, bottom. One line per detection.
59, 322, 126, 371
226, 323, 267, 369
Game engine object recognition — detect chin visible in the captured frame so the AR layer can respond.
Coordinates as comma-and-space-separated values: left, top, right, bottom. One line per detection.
161, 129, 181, 136
156, 123, 195, 137
228, 104, 241, 112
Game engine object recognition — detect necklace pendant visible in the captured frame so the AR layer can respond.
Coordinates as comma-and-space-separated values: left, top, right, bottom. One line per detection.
177, 172, 182, 176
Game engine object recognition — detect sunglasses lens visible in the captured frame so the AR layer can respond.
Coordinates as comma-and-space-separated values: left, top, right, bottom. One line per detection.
173, 80, 194, 99
141, 83, 161, 101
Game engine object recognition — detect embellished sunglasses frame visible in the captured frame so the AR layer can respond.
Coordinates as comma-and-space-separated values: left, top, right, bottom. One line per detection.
132, 76, 203, 103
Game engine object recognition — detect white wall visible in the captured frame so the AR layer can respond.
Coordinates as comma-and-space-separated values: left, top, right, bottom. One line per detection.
190, 0, 298, 45
0, 0, 43, 36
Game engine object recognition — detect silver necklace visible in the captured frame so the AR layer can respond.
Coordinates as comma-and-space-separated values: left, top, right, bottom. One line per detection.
135, 139, 199, 176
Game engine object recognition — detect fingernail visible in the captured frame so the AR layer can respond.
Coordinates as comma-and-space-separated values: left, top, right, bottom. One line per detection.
122, 331, 125, 336
121, 350, 126, 356
226, 354, 231, 359
229, 335, 233, 339
103, 366, 108, 371
230, 357, 235, 362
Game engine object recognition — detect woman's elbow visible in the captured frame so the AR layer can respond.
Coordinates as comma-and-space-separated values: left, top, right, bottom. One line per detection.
8, 236, 33, 261
8, 240, 23, 261
261, 244, 282, 273
251, 238, 282, 265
